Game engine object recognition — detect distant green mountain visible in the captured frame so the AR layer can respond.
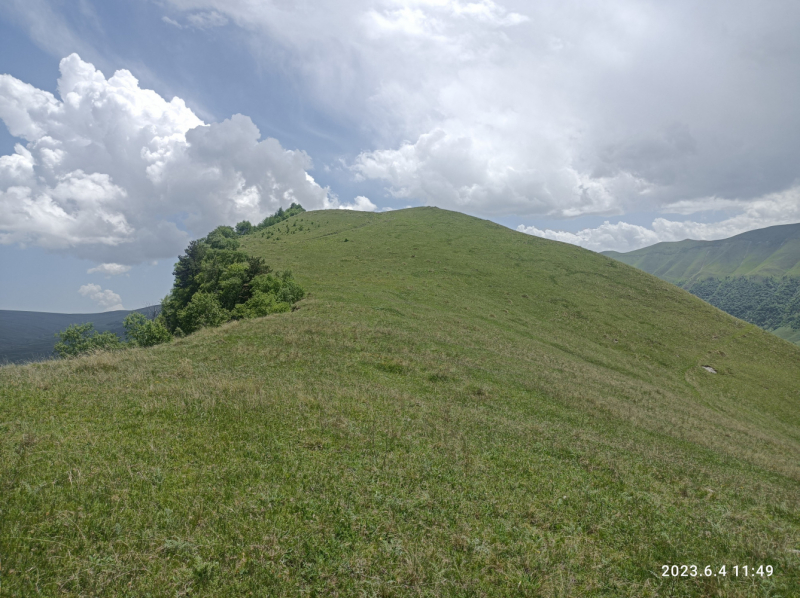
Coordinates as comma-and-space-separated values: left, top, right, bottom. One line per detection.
0, 306, 159, 364
602, 223, 800, 343
601, 222, 800, 284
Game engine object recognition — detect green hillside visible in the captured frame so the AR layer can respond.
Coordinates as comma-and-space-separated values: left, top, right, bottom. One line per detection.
602, 224, 800, 344
601, 222, 800, 283
1, 208, 799, 597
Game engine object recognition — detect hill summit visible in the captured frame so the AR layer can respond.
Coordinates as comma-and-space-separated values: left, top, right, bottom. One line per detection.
1, 207, 798, 596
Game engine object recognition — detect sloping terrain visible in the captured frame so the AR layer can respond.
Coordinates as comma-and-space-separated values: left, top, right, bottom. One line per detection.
1, 208, 799, 597
602, 223, 800, 344
0, 306, 160, 364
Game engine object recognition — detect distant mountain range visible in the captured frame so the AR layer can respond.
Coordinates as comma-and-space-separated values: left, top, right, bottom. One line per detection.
0, 306, 160, 364
602, 223, 800, 344
602, 222, 800, 283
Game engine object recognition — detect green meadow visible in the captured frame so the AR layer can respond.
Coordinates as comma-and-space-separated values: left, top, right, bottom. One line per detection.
1, 208, 799, 596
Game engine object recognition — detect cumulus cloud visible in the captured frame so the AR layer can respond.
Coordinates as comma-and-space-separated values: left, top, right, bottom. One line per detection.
0, 54, 337, 264
518, 186, 800, 252
352, 129, 624, 217
78, 283, 124, 311
87, 263, 132, 276
338, 196, 377, 211
158, 0, 800, 218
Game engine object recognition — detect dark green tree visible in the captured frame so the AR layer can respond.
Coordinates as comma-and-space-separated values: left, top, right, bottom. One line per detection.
206, 226, 239, 250
235, 220, 254, 235
254, 203, 305, 231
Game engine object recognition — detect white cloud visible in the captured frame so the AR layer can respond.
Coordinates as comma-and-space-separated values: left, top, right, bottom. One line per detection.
338, 195, 377, 211
158, 0, 800, 220
0, 54, 337, 263
162, 16, 184, 29
518, 221, 660, 253
186, 11, 228, 30
162, 11, 228, 30
78, 283, 124, 311
352, 128, 625, 217
87, 263, 132, 276
518, 186, 800, 252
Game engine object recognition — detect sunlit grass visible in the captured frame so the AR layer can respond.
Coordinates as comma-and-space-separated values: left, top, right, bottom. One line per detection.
1, 208, 798, 596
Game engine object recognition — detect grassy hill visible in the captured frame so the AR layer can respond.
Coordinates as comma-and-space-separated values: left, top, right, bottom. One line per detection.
601, 224, 800, 344
601, 222, 800, 283
0, 307, 160, 365
1, 208, 799, 596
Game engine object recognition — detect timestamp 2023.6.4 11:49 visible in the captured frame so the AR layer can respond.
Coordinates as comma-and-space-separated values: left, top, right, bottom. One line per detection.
661, 565, 773, 578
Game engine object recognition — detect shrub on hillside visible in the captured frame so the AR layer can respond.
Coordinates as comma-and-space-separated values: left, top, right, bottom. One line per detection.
123, 312, 173, 347
53, 323, 124, 358
206, 225, 240, 250
174, 292, 231, 333
235, 220, 254, 235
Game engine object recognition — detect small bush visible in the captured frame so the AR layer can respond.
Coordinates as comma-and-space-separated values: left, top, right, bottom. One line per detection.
235, 220, 253, 235
177, 292, 231, 334
253, 203, 305, 231
231, 291, 290, 320
123, 313, 172, 347
53, 323, 123, 358
375, 360, 407, 374
191, 556, 218, 584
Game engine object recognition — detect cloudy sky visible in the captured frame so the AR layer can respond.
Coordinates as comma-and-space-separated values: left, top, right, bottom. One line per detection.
1, 0, 798, 312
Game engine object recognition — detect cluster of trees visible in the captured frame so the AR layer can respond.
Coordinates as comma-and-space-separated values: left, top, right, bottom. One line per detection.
54, 205, 307, 358
53, 313, 172, 358
159, 223, 305, 336
689, 276, 800, 330
233, 203, 305, 236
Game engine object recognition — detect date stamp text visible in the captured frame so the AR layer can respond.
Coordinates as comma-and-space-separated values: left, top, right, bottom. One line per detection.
661, 565, 773, 578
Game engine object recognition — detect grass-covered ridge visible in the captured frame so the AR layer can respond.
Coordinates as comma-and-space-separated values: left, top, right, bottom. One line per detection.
1, 208, 799, 596
601, 222, 800, 283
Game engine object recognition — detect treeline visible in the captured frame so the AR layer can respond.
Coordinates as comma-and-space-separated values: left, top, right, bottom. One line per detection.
232, 202, 305, 235
54, 205, 307, 358
688, 276, 800, 331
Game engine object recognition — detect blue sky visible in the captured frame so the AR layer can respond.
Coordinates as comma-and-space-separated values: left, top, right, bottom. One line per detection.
1, 0, 799, 312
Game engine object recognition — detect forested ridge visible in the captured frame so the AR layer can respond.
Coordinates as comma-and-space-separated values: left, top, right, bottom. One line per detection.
687, 276, 800, 332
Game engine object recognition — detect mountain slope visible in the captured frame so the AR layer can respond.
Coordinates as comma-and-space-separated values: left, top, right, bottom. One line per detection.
1, 208, 798, 597
601, 223, 800, 344
601, 222, 800, 283
0, 306, 160, 364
